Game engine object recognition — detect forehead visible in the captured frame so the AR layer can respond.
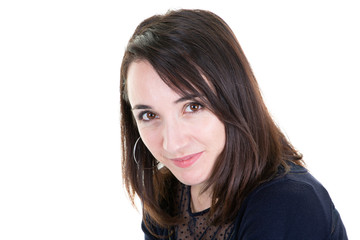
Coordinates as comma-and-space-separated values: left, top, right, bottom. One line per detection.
126, 60, 181, 106
127, 60, 159, 88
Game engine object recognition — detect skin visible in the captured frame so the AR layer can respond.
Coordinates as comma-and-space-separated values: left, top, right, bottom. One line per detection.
126, 60, 226, 212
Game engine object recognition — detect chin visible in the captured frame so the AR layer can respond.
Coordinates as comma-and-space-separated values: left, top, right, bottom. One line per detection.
173, 171, 209, 187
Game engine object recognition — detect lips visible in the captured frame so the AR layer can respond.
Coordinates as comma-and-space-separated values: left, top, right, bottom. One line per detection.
170, 152, 203, 168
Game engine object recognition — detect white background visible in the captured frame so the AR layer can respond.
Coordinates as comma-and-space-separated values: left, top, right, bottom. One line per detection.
0, 0, 359, 239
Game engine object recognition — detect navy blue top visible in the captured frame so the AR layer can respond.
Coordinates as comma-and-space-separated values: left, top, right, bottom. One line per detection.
142, 163, 347, 239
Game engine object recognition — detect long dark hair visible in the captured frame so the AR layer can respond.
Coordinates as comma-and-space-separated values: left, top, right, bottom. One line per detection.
120, 9, 303, 229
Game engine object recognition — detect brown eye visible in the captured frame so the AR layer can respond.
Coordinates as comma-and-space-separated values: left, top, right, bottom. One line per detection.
185, 103, 203, 113
140, 112, 158, 121
147, 112, 156, 119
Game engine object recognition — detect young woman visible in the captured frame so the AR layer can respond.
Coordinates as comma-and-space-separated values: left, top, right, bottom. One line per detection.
120, 9, 347, 240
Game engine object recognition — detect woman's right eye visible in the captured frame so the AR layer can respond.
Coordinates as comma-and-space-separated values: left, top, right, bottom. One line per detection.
139, 111, 158, 121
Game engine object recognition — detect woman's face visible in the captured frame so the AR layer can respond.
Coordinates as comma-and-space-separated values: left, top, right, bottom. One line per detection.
126, 60, 226, 187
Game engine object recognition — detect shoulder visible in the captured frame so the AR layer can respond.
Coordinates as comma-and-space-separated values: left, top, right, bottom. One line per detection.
251, 164, 333, 212
234, 164, 345, 239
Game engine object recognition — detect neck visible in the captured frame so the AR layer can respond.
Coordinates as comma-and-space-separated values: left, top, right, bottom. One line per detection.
190, 184, 212, 213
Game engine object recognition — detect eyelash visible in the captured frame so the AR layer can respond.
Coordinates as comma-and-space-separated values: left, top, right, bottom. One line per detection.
137, 102, 204, 122
184, 102, 203, 113
137, 111, 158, 121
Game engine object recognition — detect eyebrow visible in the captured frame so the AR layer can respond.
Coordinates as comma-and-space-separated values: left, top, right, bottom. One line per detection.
131, 94, 199, 111
174, 94, 199, 104
132, 104, 152, 110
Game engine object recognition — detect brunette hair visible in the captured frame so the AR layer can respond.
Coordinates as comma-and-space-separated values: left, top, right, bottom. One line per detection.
120, 9, 303, 230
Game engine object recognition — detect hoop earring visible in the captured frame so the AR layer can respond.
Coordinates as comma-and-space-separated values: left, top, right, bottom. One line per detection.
133, 137, 160, 169
133, 137, 141, 165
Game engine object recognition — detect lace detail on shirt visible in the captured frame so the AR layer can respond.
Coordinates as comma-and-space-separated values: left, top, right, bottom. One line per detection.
175, 185, 235, 240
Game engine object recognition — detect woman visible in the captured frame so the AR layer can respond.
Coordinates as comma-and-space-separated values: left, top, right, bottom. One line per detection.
120, 9, 347, 239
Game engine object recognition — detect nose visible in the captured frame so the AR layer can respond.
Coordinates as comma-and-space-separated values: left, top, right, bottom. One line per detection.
161, 119, 188, 155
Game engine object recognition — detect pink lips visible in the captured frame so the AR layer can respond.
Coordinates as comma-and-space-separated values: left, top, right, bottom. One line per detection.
170, 152, 203, 168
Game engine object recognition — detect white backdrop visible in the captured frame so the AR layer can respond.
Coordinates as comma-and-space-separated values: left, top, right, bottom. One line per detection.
0, 0, 358, 239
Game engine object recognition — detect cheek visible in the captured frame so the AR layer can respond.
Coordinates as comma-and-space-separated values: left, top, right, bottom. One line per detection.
138, 128, 162, 157
197, 116, 226, 146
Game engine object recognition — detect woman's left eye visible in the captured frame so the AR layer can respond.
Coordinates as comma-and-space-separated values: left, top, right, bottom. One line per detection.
184, 103, 203, 113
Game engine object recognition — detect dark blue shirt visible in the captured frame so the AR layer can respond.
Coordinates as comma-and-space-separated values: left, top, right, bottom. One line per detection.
142, 163, 347, 239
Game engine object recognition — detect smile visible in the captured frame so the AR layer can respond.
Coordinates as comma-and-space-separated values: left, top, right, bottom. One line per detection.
170, 152, 204, 168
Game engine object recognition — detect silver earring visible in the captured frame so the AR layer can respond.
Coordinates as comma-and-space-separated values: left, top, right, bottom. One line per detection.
133, 137, 141, 165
